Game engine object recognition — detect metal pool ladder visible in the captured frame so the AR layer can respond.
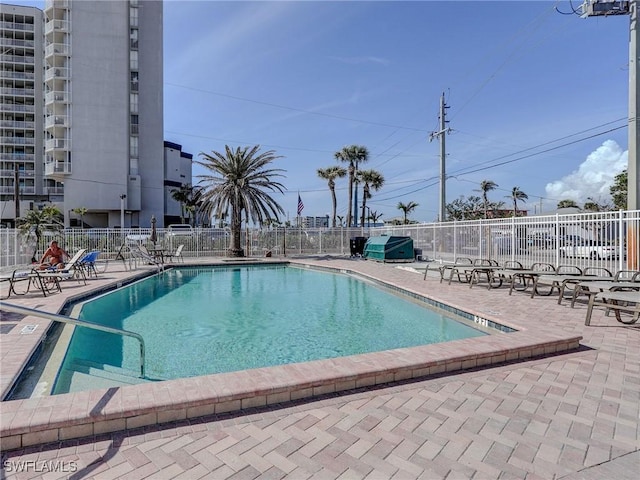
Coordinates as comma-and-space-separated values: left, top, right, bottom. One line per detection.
1, 303, 146, 378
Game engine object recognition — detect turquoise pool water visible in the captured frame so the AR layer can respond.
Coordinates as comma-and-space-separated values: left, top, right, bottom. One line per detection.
53, 265, 487, 393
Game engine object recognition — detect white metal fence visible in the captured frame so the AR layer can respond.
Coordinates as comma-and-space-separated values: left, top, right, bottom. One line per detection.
1, 210, 639, 272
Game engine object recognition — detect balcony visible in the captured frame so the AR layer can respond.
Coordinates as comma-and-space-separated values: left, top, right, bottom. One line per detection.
0, 169, 35, 178
0, 87, 35, 97
45, 159, 71, 178
0, 104, 36, 113
45, 138, 68, 150
45, 43, 70, 58
0, 21, 35, 32
0, 54, 35, 65
0, 71, 35, 81
44, 67, 69, 82
0, 38, 36, 49
45, 115, 67, 128
44, 19, 70, 36
0, 137, 35, 146
45, 0, 70, 12
0, 120, 35, 129
45, 91, 69, 104
44, 186, 64, 195
0, 153, 35, 162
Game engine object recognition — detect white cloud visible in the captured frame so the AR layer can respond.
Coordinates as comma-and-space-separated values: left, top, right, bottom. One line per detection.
544, 139, 627, 208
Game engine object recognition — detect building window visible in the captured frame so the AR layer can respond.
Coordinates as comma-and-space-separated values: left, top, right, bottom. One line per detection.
130, 136, 138, 157
130, 114, 138, 135
130, 92, 138, 113
130, 28, 138, 49
129, 6, 138, 27
130, 71, 138, 92
130, 50, 138, 70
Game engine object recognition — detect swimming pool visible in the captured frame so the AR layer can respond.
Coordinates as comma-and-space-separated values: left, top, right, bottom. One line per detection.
51, 265, 487, 394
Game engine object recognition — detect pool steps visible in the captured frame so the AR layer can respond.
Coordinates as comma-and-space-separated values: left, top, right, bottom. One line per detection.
63, 359, 153, 388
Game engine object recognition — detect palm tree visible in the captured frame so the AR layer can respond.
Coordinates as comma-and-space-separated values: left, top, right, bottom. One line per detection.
16, 205, 63, 261
397, 201, 419, 224
170, 183, 192, 224
72, 207, 88, 228
368, 210, 383, 225
336, 215, 345, 227
479, 180, 498, 219
186, 185, 205, 226
357, 169, 384, 226
195, 145, 286, 257
557, 199, 579, 209
334, 145, 369, 227
506, 187, 528, 217
317, 165, 347, 228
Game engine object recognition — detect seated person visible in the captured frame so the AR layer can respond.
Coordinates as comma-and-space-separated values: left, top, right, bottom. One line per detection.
39, 241, 69, 270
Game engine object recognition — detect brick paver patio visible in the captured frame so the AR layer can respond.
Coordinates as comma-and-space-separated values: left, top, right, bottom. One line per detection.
1, 256, 638, 479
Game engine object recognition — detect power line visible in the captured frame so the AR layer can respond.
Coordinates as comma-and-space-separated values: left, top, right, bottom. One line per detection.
166, 83, 427, 132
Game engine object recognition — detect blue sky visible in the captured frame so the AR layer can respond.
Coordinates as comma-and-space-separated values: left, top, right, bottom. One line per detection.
16, 0, 632, 222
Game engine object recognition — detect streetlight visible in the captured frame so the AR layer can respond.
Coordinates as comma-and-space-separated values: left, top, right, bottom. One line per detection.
120, 194, 126, 230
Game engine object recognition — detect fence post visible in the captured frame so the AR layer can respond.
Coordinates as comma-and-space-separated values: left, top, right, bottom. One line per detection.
555, 214, 560, 268
453, 221, 457, 261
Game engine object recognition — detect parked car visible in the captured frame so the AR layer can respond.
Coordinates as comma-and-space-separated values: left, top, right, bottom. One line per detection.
559, 239, 620, 260
166, 224, 194, 236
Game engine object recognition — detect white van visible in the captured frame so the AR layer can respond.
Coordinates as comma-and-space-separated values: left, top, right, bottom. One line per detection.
166, 224, 194, 236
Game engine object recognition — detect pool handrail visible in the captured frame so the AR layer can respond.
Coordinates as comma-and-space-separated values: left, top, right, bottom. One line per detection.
1, 302, 146, 379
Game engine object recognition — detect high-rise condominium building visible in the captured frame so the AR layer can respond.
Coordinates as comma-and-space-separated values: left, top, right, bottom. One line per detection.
1, 0, 172, 228
1, 3, 46, 223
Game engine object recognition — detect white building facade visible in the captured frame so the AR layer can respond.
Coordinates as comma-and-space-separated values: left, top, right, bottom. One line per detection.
1, 0, 179, 228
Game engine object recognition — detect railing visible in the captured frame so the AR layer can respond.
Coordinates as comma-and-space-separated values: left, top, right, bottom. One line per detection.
1, 303, 146, 378
1, 210, 638, 272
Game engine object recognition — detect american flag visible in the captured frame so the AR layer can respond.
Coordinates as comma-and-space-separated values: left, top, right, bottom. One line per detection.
297, 194, 304, 216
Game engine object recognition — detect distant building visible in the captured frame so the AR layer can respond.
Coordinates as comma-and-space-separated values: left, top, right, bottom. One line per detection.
297, 215, 330, 228
163, 141, 193, 226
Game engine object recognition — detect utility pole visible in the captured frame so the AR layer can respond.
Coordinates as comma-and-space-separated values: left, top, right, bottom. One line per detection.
430, 92, 451, 222
581, 0, 638, 266
14, 163, 20, 221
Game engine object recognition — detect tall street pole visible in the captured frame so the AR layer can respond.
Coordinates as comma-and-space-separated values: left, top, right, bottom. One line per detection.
629, 0, 639, 212
430, 92, 451, 222
581, 0, 638, 266
14, 163, 20, 221
629, 0, 639, 267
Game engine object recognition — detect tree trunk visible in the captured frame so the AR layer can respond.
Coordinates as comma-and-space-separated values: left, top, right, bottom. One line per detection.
330, 186, 337, 228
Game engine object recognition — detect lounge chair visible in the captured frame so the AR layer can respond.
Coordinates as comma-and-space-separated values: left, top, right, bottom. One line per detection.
584, 290, 640, 325
36, 248, 88, 288
570, 271, 639, 308
128, 244, 164, 272
423, 257, 473, 282
551, 266, 614, 305
467, 259, 503, 289
528, 265, 584, 299
1, 266, 45, 298
507, 262, 556, 295
166, 244, 184, 263
77, 250, 101, 278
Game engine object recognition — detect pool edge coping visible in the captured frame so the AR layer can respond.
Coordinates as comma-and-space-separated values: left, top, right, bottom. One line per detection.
0, 259, 583, 449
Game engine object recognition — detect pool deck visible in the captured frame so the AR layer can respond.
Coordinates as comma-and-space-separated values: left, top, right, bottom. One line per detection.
0, 256, 638, 479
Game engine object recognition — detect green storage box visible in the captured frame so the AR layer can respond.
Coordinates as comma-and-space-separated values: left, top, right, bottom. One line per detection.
363, 235, 414, 262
